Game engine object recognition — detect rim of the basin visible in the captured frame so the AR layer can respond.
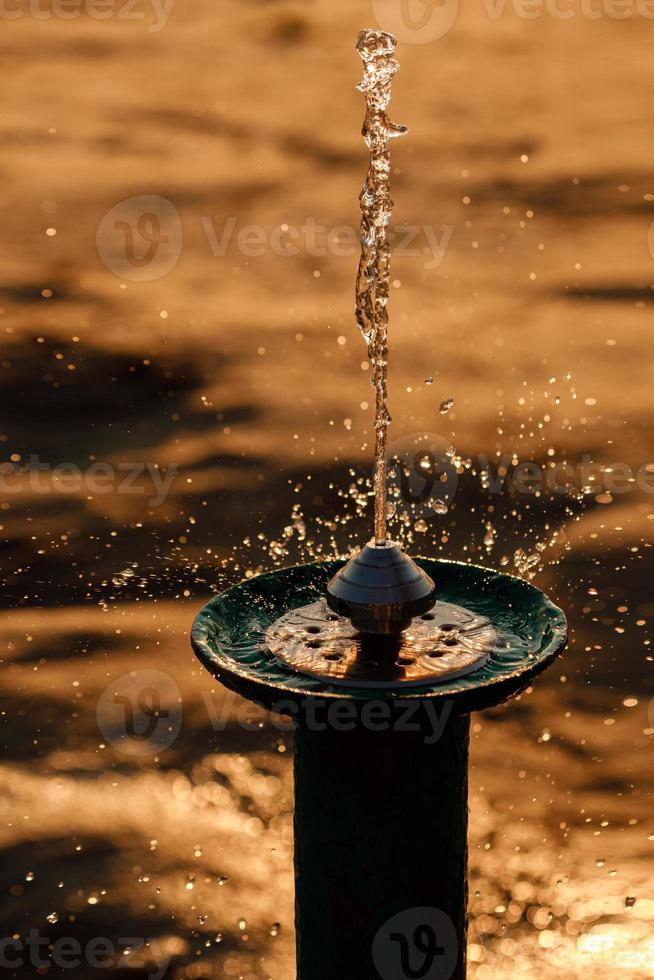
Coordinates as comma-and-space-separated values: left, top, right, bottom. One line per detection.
191, 557, 568, 711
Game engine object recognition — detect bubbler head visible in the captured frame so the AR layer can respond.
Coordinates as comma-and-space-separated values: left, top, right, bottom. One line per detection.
326, 541, 436, 635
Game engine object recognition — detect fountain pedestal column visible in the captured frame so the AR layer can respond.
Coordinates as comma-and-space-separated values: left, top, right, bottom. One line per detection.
294, 711, 469, 980
191, 558, 567, 980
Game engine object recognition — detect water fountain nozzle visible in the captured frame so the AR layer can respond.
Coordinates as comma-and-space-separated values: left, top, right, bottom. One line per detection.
326, 541, 436, 635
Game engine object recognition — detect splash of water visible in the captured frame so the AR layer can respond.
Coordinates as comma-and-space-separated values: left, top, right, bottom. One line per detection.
355, 29, 407, 546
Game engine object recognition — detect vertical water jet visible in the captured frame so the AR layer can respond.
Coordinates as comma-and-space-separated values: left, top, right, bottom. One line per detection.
355, 28, 407, 546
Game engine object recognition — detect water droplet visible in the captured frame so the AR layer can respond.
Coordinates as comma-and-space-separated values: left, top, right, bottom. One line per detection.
483, 522, 497, 552
513, 549, 540, 575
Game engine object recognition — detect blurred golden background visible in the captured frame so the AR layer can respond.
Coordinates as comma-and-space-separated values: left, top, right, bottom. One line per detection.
0, 0, 652, 977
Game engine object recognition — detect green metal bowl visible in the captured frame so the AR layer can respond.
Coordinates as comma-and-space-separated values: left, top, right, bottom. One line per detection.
191, 558, 567, 714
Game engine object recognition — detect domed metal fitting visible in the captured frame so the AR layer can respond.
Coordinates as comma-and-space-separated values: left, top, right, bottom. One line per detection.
326, 541, 436, 635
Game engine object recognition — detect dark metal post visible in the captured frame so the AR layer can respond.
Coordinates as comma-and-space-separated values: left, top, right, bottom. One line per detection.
294, 710, 469, 980
192, 558, 567, 980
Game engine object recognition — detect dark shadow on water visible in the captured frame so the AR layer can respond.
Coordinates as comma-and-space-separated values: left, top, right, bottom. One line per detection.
0, 681, 287, 768
0, 335, 247, 459
466, 170, 654, 216
7, 630, 124, 665
556, 284, 654, 302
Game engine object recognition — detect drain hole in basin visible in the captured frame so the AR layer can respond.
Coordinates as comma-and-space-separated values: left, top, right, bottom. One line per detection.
306, 626, 321, 634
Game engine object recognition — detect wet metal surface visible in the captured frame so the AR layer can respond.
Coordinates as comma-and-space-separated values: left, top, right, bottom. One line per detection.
266, 597, 493, 687
192, 558, 567, 712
